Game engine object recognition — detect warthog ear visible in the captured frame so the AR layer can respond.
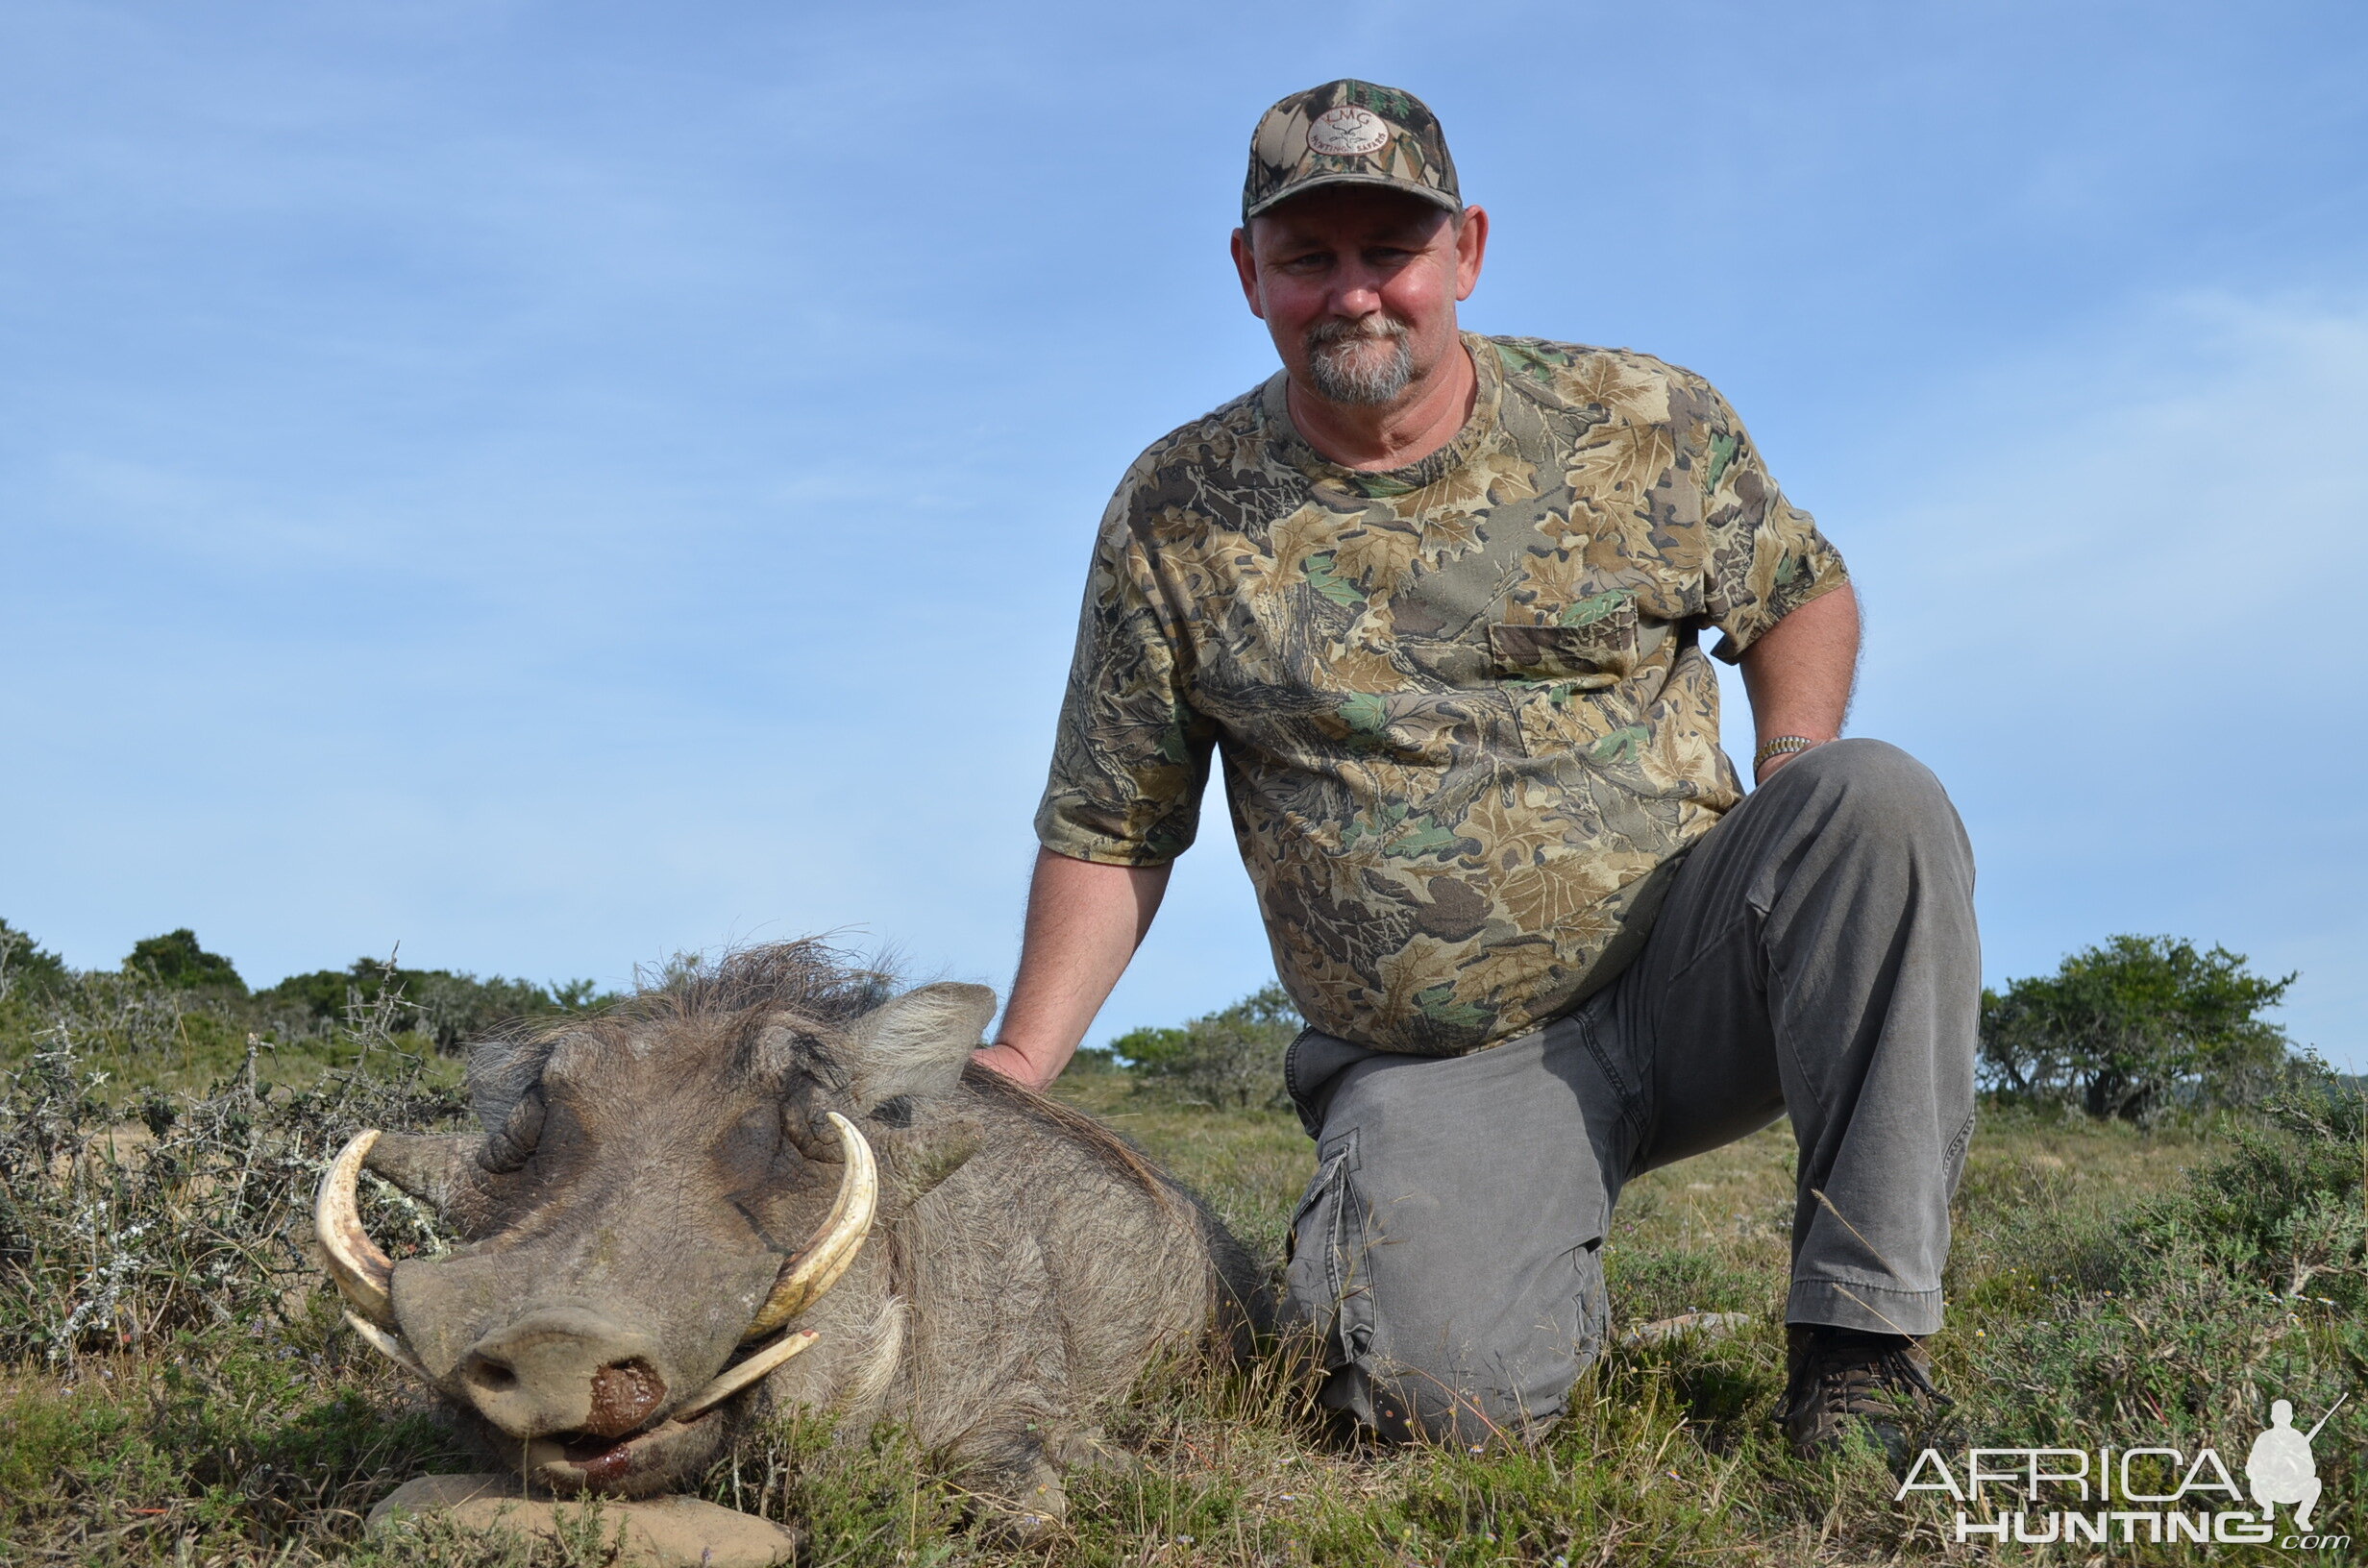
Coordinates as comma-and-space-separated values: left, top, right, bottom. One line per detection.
782, 984, 995, 1208
843, 982, 998, 1112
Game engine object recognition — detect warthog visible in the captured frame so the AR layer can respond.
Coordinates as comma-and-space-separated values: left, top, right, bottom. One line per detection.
316, 943, 1262, 1528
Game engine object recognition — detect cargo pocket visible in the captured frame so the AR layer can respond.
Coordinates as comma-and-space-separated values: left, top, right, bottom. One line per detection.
1282, 1130, 1374, 1368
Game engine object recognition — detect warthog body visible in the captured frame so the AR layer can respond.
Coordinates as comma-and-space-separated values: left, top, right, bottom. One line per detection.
328, 944, 1262, 1522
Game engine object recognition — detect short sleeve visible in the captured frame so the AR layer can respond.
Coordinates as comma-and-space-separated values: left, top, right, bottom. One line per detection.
1033, 487, 1218, 866
1695, 384, 1850, 663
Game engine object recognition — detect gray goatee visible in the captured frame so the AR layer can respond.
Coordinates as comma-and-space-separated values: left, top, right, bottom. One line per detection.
1304, 316, 1414, 406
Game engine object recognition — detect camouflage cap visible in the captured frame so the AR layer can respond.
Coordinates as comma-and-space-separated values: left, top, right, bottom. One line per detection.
1243, 79, 1461, 223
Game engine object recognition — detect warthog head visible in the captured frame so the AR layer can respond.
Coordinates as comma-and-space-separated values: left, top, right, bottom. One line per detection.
315, 943, 998, 1495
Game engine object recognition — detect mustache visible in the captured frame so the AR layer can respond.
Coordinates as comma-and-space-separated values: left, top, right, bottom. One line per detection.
1305, 315, 1412, 349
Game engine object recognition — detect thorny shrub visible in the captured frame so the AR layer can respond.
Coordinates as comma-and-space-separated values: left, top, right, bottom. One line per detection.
0, 979, 465, 1365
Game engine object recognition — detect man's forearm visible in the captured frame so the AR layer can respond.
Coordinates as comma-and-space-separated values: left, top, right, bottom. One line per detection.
1739, 582, 1860, 779
973, 846, 1172, 1091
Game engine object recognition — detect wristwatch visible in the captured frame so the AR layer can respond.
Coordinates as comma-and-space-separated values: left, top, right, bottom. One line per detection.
1752, 735, 1818, 773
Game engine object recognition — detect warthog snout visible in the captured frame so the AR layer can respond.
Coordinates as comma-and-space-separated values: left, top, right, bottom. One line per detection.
455, 1307, 668, 1440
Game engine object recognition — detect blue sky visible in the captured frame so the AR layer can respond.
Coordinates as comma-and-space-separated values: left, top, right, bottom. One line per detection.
5, 1, 2365, 1064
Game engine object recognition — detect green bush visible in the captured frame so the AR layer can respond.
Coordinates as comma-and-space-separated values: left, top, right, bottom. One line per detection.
1063, 1044, 1121, 1075
122, 928, 246, 994
1122, 983, 1302, 1111
260, 960, 614, 1054
0, 919, 69, 1001
1105, 1024, 1188, 1068
1979, 934, 2298, 1119
1939, 1075, 2367, 1493
2145, 1080, 2368, 1311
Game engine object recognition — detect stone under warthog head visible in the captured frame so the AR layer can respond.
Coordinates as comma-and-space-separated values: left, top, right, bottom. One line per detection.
315, 943, 995, 1495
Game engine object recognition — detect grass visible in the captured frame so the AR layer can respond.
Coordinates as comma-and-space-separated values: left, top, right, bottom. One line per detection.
4, 1002, 2364, 1565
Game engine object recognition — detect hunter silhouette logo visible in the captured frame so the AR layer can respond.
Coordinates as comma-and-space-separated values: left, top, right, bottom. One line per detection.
2248, 1395, 2342, 1533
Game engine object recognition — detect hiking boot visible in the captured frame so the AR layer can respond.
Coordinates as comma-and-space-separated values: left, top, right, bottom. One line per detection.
1777, 1325, 1949, 1464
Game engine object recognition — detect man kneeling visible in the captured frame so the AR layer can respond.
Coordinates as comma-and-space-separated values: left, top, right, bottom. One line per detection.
974, 79, 1976, 1462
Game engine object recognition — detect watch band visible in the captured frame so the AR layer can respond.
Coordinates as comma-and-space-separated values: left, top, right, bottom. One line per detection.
1752, 734, 1818, 772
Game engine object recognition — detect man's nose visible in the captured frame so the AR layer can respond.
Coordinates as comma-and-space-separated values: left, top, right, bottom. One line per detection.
1325, 267, 1387, 320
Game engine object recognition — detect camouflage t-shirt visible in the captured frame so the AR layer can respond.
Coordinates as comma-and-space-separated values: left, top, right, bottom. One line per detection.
1036, 333, 1848, 1055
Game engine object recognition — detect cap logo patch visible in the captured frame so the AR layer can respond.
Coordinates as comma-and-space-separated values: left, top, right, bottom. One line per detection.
1307, 105, 1390, 158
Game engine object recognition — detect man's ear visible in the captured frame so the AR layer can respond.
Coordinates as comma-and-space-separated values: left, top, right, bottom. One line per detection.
844, 982, 998, 1112
1231, 224, 1267, 318
1453, 204, 1489, 301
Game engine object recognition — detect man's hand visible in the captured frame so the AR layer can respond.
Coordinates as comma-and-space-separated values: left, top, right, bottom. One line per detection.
969, 1041, 1040, 1083
974, 847, 1171, 1092
1739, 584, 1860, 781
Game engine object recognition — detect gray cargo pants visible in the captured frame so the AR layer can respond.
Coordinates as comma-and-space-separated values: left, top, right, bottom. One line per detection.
1278, 739, 1978, 1443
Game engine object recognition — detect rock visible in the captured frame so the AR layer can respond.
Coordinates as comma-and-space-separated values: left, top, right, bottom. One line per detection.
1617, 1311, 1755, 1349
367, 1474, 800, 1567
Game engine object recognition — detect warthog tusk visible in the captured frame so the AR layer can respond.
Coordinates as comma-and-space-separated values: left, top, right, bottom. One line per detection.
675, 1328, 820, 1420
343, 1310, 432, 1381
315, 1130, 399, 1328
744, 1112, 877, 1340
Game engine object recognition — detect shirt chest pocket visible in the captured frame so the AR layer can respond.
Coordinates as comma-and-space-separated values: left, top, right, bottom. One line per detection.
1485, 599, 1638, 692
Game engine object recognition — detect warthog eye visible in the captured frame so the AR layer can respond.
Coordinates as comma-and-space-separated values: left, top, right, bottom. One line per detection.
480, 1087, 546, 1173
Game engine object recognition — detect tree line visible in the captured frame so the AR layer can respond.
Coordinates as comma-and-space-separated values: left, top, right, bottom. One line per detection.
1100, 935, 2316, 1125
0, 919, 612, 1055
0, 918, 2320, 1121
